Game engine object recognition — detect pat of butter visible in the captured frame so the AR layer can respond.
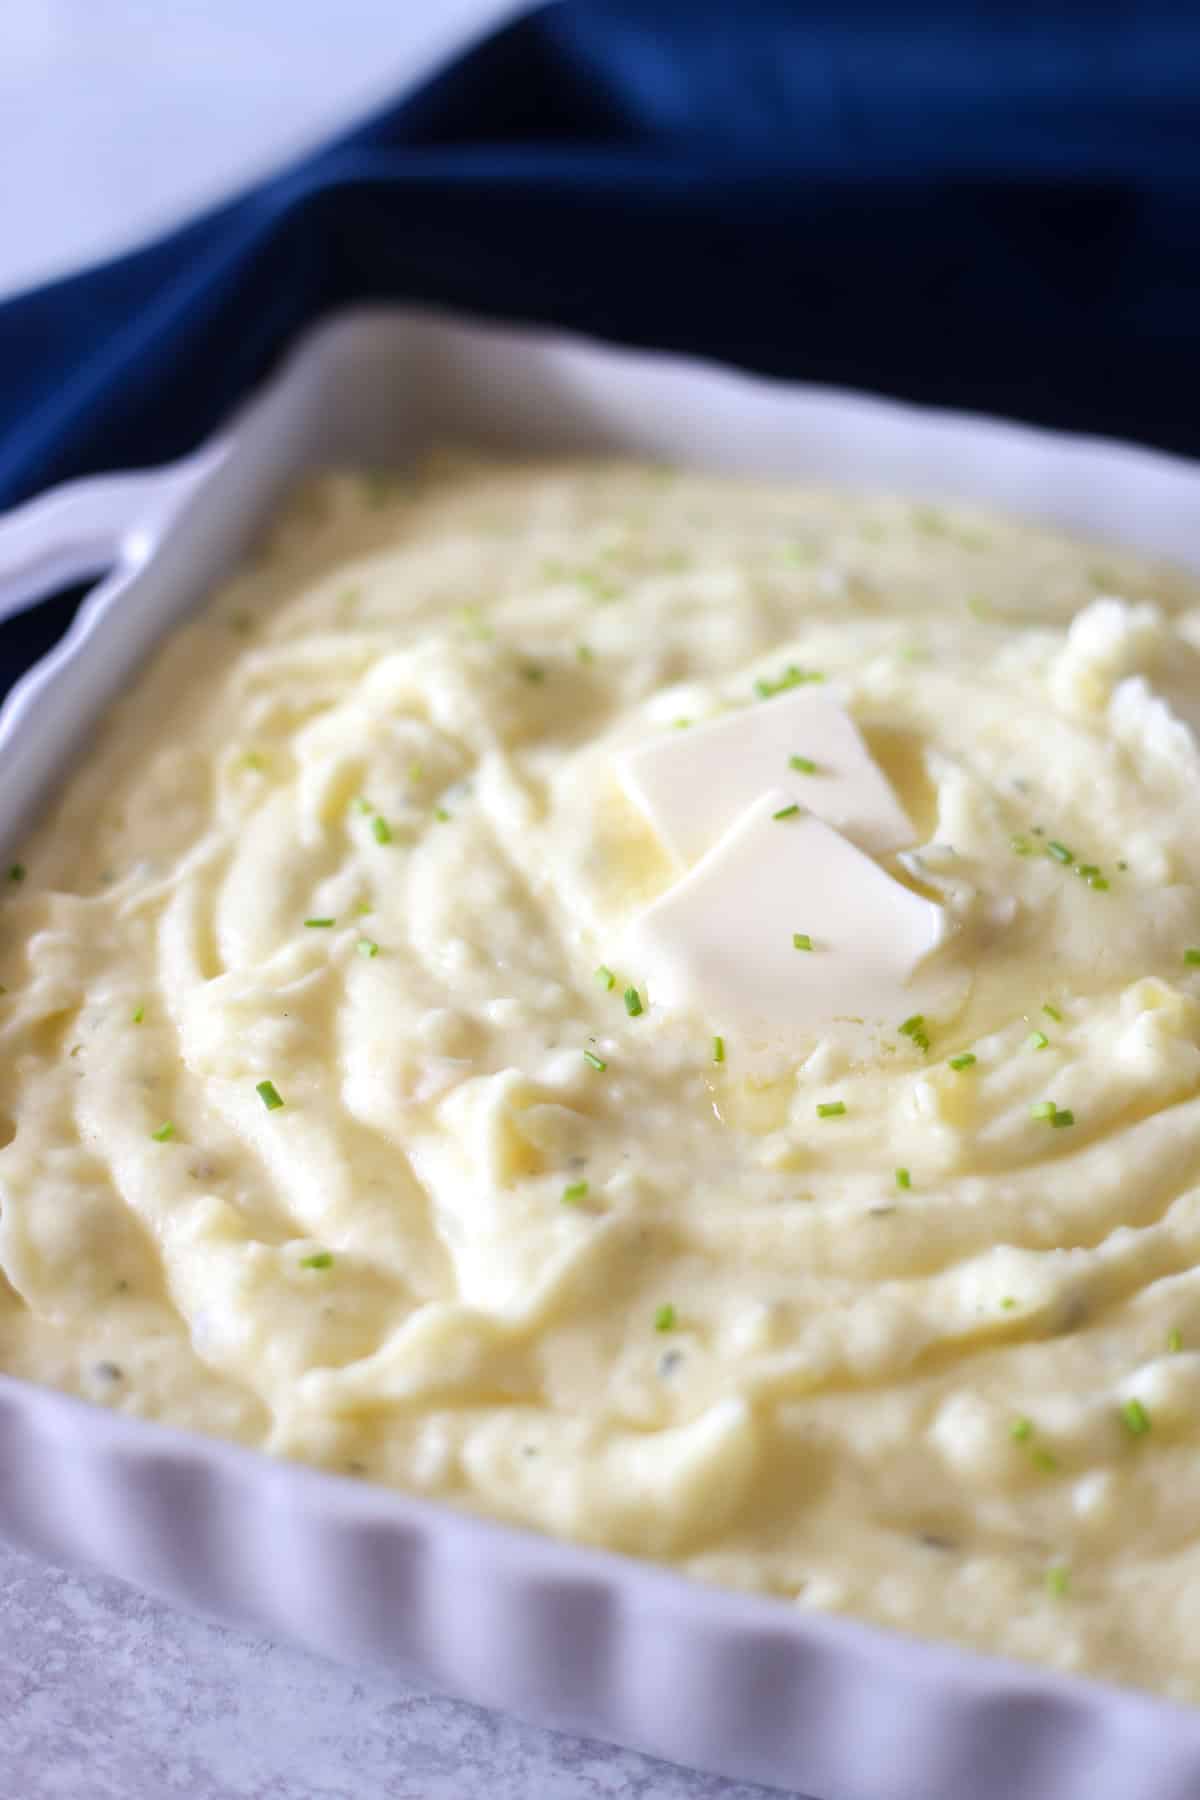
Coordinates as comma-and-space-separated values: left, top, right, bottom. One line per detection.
623, 793, 946, 1038
617, 689, 914, 865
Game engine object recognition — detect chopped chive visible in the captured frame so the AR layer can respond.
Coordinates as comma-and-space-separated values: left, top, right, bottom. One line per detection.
755, 665, 825, 700
357, 938, 379, 958
1010, 834, 1034, 856
240, 750, 265, 771
576, 643, 594, 663
623, 985, 644, 1017
7, 864, 24, 883
1185, 949, 1200, 966
1030, 1100, 1057, 1120
673, 717, 691, 730
583, 1049, 607, 1071
150, 1122, 175, 1142
1042, 1002, 1062, 1022
1046, 1564, 1070, 1598
654, 1304, 677, 1332
354, 900, 372, 916
773, 803, 801, 821
562, 1181, 589, 1205
1168, 1327, 1183, 1354
948, 1053, 977, 1070
1031, 1447, 1059, 1473
408, 761, 425, 783
1120, 1397, 1151, 1437
1000, 1296, 1017, 1310
1117, 859, 1128, 871
816, 1100, 847, 1118
300, 1252, 333, 1270
372, 816, 393, 845
1046, 841, 1073, 864
354, 796, 373, 815
789, 755, 818, 774
1088, 875, 1110, 891
433, 806, 451, 823
710, 1035, 726, 1067
899, 1014, 930, 1052
131, 1005, 145, 1025
1051, 1108, 1075, 1128
1024, 1030, 1049, 1051
305, 918, 336, 928
595, 965, 616, 991
1010, 1416, 1034, 1441
256, 1080, 284, 1111
521, 665, 545, 684
895, 1167, 911, 1190
792, 932, 813, 951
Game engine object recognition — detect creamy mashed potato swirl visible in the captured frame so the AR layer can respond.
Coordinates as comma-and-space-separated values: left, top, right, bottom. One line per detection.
4, 454, 1200, 1698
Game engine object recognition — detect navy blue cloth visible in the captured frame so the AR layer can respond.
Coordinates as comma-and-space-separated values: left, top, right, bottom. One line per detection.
2, 0, 1199, 519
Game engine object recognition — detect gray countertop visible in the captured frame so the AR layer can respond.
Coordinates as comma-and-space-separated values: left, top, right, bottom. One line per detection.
0, 1542, 796, 1799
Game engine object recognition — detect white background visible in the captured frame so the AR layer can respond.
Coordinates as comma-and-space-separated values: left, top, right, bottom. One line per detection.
0, 0, 523, 301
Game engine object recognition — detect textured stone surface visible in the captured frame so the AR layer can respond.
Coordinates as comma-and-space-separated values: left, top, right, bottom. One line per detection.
0, 1543, 798, 1799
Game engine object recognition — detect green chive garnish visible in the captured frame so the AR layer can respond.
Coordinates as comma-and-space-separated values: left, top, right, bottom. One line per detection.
1088, 875, 1110, 890
1011, 835, 1034, 856
1010, 1416, 1033, 1441
433, 806, 451, 823
305, 918, 335, 928
7, 864, 24, 883
131, 1005, 145, 1025
1046, 841, 1073, 864
895, 1167, 911, 1190
754, 665, 825, 700
624, 986, 644, 1017
1121, 1398, 1150, 1437
300, 1252, 333, 1270
1168, 1327, 1183, 1354
151, 1122, 175, 1142
1051, 1108, 1075, 1128
948, 1053, 976, 1070
1000, 1296, 1017, 1310
576, 644, 594, 663
357, 939, 379, 958
816, 1100, 847, 1118
899, 1014, 930, 1051
583, 1050, 607, 1071
1046, 1565, 1070, 1598
773, 803, 801, 820
595, 965, 616, 991
1024, 1031, 1049, 1051
1030, 1100, 1057, 1120
1031, 1447, 1059, 1473
792, 932, 813, 951
562, 1181, 589, 1205
654, 1304, 677, 1332
712, 1034, 726, 1064
789, 755, 818, 774
1042, 1002, 1062, 1022
1186, 949, 1200, 966
372, 816, 393, 845
256, 1080, 284, 1111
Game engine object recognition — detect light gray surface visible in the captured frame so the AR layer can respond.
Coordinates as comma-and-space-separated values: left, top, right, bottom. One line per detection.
0, 15, 795, 1798
0, 1543, 792, 1800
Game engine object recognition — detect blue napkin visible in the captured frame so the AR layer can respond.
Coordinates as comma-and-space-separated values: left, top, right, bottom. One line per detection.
2, 0, 1197, 519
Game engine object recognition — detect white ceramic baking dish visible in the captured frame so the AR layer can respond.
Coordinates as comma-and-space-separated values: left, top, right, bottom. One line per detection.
3, 309, 1200, 1800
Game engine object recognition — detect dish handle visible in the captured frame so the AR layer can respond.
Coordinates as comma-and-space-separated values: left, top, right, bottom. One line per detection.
0, 451, 220, 623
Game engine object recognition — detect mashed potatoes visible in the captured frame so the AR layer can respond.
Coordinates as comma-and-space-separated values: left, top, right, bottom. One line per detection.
4, 453, 1200, 1698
